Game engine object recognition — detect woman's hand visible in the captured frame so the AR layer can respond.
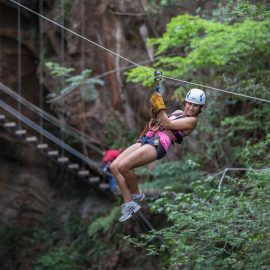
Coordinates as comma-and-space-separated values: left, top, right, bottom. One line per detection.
150, 92, 166, 112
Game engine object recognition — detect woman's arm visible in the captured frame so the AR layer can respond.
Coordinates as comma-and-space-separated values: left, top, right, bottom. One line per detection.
158, 110, 198, 131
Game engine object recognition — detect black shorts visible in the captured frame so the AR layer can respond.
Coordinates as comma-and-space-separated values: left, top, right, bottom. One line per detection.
137, 135, 167, 160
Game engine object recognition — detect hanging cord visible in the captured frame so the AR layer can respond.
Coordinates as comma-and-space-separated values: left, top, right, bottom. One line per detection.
80, 0, 85, 71
0, 8, 1, 77
17, 1, 22, 126
60, 0, 65, 157
79, 0, 90, 168
8, 0, 270, 104
39, 0, 44, 141
8, 0, 151, 72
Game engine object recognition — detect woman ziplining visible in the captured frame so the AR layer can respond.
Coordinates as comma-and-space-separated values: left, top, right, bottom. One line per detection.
110, 71, 206, 222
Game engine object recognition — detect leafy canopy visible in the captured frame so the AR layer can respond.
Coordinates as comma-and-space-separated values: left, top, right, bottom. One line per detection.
127, 15, 270, 100
45, 62, 104, 102
129, 170, 270, 270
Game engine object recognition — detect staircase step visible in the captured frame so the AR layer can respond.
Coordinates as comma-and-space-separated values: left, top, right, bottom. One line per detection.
99, 183, 110, 190
26, 136, 37, 142
57, 156, 69, 163
48, 150, 59, 156
0, 114, 5, 120
78, 170, 90, 176
15, 129, 27, 136
37, 143, 48, 149
4, 122, 16, 128
68, 163, 80, 170
89, 176, 100, 184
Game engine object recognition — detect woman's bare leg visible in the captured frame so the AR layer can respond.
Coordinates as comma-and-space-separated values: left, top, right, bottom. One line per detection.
110, 143, 143, 202
118, 144, 157, 193
110, 144, 157, 202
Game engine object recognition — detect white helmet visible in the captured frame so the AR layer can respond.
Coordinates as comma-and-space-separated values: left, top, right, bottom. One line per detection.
185, 88, 206, 105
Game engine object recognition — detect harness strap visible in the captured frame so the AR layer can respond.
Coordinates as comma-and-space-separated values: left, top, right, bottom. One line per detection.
163, 130, 176, 142
147, 112, 189, 146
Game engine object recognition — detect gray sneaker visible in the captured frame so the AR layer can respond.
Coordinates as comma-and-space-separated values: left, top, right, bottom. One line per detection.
119, 201, 141, 222
131, 192, 145, 202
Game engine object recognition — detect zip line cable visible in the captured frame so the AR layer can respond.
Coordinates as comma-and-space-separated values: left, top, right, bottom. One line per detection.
9, 0, 270, 104
8, 0, 151, 73
162, 75, 270, 104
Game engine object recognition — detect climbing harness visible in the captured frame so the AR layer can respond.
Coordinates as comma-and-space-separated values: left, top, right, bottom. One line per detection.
139, 70, 188, 149
149, 71, 189, 147
161, 113, 188, 145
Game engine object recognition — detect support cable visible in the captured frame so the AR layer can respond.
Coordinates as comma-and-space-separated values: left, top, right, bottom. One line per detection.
0, 82, 103, 155
80, 0, 87, 169
60, 0, 65, 156
0, 98, 104, 174
39, 0, 44, 140
80, 0, 85, 71
137, 211, 155, 231
0, 7, 1, 78
8, 0, 151, 71
17, 0, 22, 125
8, 0, 270, 104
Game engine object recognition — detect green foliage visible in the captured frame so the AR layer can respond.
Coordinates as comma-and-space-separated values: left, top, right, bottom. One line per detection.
125, 66, 155, 87
130, 170, 270, 269
45, 61, 104, 102
213, 0, 270, 22
127, 10, 270, 168
136, 160, 201, 192
104, 114, 136, 148
87, 207, 119, 236
55, 0, 72, 22
34, 247, 78, 270
127, 14, 270, 99
145, 0, 181, 14
218, 106, 270, 167
30, 206, 123, 270
85, 207, 124, 268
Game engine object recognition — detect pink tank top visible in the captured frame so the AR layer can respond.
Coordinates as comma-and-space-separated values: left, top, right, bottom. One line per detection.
145, 130, 171, 152
145, 113, 184, 152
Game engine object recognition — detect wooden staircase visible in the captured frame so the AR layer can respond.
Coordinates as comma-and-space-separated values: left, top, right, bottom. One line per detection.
0, 113, 112, 196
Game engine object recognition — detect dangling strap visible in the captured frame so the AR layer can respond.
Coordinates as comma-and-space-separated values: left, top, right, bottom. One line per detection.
137, 122, 150, 140
162, 112, 189, 144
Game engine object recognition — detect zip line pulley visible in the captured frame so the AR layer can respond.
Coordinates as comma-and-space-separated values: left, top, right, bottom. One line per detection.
154, 70, 162, 93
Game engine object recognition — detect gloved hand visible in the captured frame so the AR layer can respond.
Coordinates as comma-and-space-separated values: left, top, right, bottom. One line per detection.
150, 92, 166, 113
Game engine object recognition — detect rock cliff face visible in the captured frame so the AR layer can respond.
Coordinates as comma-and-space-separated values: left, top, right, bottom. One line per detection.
0, 1, 215, 269
0, 0, 149, 221
0, 1, 157, 268
0, 0, 166, 221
